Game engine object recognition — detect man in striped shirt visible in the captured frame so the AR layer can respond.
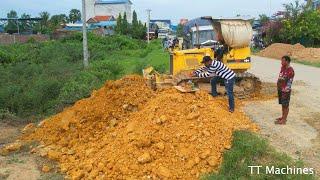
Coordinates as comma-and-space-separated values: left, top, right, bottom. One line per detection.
193, 56, 236, 112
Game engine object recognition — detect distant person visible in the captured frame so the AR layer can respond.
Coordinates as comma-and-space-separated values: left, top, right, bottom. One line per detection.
192, 56, 236, 113
162, 37, 167, 49
275, 56, 295, 125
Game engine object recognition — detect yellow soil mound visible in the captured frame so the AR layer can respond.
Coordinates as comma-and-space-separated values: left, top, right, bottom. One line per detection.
258, 43, 320, 62
23, 75, 258, 179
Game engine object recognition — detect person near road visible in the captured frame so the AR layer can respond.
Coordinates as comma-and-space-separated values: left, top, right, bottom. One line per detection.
275, 56, 295, 125
162, 37, 168, 50
193, 56, 236, 112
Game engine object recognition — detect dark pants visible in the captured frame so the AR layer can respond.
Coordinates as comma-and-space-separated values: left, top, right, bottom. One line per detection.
278, 89, 291, 107
211, 76, 235, 111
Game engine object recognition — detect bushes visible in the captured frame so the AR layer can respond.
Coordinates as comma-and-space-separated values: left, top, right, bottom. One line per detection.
0, 60, 124, 120
0, 49, 15, 64
261, 1, 320, 47
206, 131, 314, 179
58, 60, 124, 105
0, 34, 167, 121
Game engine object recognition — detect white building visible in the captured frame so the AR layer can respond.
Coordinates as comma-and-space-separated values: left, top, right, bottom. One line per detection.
85, 0, 133, 22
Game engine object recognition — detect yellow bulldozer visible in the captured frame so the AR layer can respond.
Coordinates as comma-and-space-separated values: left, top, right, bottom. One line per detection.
144, 17, 261, 98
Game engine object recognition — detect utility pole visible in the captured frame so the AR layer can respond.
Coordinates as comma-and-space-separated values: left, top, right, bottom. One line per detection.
82, 0, 89, 68
146, 9, 151, 44
269, 0, 272, 17
16, 19, 20, 34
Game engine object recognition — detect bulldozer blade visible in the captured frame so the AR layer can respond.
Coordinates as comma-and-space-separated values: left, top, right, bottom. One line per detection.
174, 86, 199, 93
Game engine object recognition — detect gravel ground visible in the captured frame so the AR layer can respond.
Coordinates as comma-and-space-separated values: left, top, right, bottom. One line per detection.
244, 55, 320, 174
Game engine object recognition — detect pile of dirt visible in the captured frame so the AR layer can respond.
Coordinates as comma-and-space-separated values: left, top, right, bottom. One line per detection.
258, 43, 320, 62
20, 75, 258, 179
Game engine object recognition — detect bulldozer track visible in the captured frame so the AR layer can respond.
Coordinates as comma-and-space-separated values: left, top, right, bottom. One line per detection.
234, 72, 262, 99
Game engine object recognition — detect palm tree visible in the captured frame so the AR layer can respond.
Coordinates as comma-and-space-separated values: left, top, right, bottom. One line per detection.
6, 10, 18, 33
39, 11, 50, 30
283, 0, 303, 20
69, 9, 81, 23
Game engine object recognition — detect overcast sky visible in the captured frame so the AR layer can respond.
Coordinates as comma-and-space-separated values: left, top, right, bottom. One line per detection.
0, 0, 305, 23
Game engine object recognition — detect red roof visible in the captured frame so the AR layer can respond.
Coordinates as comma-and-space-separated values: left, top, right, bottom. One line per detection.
94, 16, 114, 21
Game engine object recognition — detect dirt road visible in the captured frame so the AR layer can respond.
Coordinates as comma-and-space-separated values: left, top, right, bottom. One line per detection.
245, 55, 320, 173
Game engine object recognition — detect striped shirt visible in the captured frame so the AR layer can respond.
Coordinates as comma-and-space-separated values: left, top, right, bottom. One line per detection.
195, 60, 236, 80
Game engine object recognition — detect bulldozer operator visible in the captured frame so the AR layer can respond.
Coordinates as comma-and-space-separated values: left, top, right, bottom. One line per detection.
192, 56, 236, 113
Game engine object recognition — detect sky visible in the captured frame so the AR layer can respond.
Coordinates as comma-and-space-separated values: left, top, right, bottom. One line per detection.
0, 0, 305, 23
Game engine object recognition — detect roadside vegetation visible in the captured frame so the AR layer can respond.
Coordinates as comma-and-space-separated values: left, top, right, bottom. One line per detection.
207, 131, 315, 180
0, 33, 168, 122
292, 60, 320, 68
258, 1, 320, 47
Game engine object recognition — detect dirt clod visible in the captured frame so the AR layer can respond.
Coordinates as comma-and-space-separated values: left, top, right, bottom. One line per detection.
137, 152, 152, 164
42, 165, 51, 173
157, 166, 171, 178
0, 142, 22, 156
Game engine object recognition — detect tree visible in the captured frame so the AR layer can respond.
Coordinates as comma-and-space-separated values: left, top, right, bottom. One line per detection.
262, 21, 283, 45
69, 9, 81, 23
20, 13, 31, 33
121, 12, 129, 35
138, 21, 147, 39
280, 10, 320, 45
258, 14, 270, 26
176, 24, 184, 37
131, 10, 140, 38
39, 11, 50, 33
283, 0, 303, 20
132, 10, 138, 27
49, 14, 68, 30
5, 10, 18, 33
115, 13, 122, 34
115, 11, 146, 40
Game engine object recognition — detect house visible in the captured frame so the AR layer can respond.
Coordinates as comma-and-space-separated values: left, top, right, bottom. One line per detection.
150, 20, 171, 30
64, 17, 116, 35
85, 0, 133, 22
87, 15, 116, 23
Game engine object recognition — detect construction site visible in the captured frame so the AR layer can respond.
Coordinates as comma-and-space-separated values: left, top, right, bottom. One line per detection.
1, 0, 320, 180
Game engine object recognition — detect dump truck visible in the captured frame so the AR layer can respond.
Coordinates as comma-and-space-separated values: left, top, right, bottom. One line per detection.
144, 17, 261, 98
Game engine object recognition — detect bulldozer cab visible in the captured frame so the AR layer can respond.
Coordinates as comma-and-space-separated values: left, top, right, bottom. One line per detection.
171, 17, 253, 76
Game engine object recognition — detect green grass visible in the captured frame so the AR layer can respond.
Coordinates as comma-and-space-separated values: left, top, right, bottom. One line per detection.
0, 34, 169, 122
251, 47, 261, 54
293, 60, 320, 68
204, 131, 315, 180
6, 154, 25, 164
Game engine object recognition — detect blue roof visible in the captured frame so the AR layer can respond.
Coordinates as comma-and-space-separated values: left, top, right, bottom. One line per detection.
95, 0, 132, 4
94, 21, 116, 27
63, 26, 96, 31
170, 25, 177, 32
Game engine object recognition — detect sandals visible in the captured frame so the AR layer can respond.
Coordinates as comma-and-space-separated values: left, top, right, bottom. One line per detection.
275, 119, 287, 125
